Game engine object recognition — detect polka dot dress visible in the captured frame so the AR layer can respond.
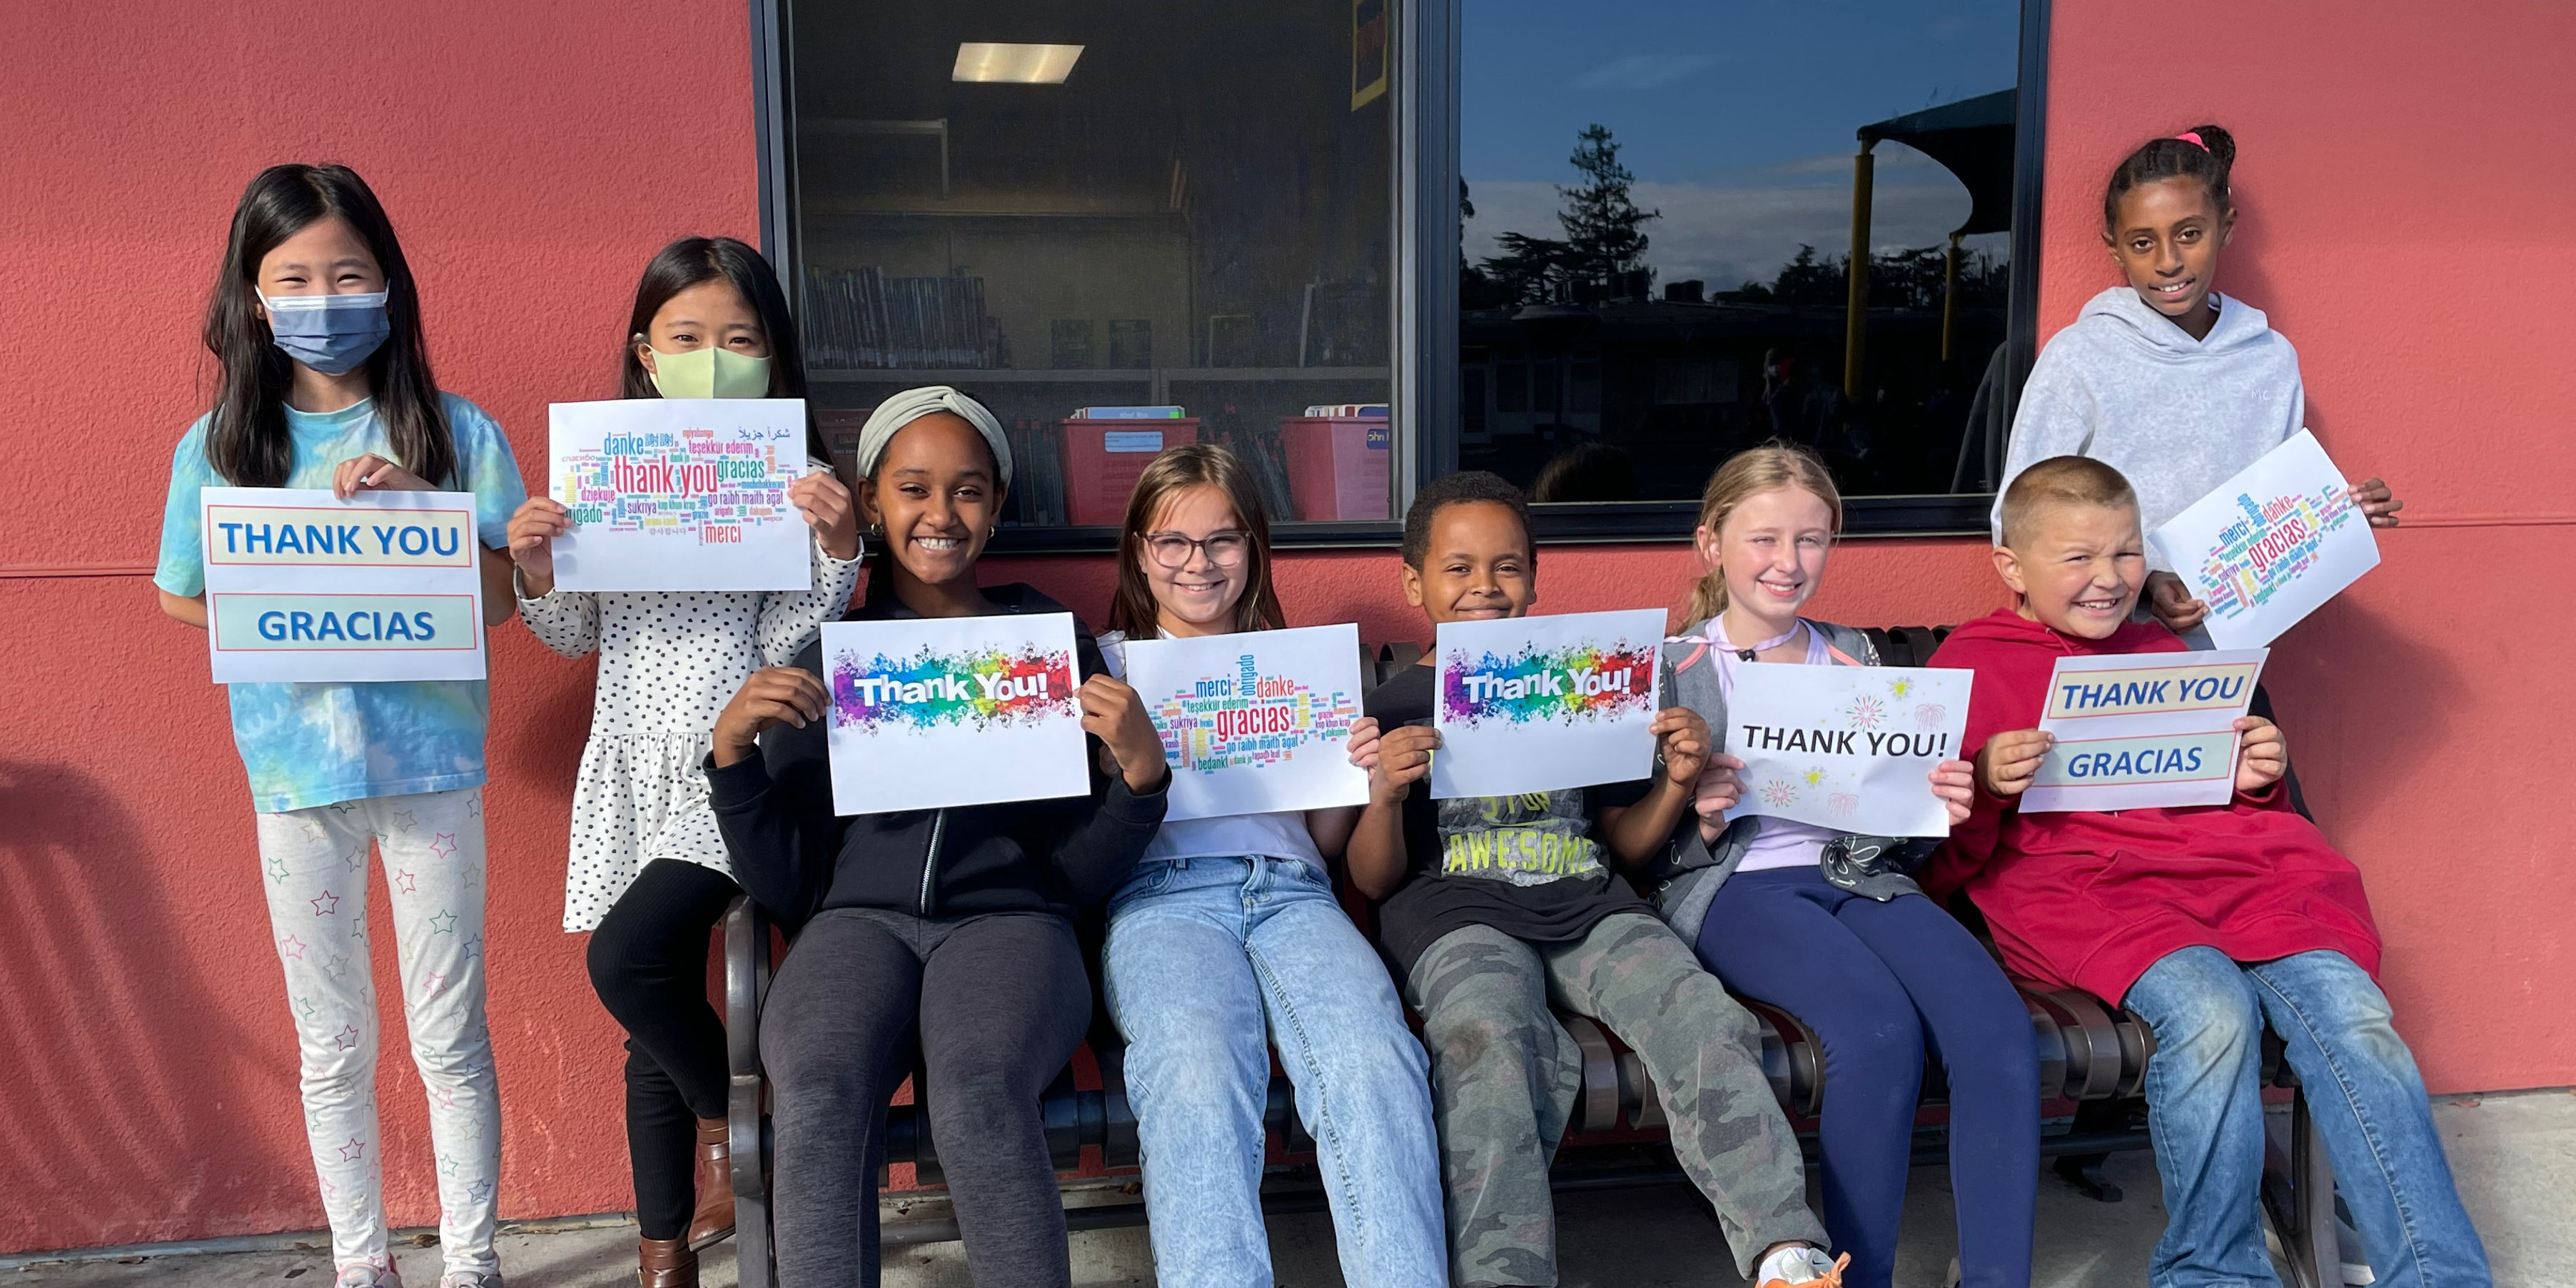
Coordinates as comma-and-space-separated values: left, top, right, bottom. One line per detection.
522, 537, 863, 932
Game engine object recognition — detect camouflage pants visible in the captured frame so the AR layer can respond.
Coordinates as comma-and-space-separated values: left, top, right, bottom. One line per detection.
1404, 913, 1827, 1286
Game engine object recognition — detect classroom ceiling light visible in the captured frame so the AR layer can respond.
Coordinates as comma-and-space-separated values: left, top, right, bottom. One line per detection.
951, 42, 1084, 84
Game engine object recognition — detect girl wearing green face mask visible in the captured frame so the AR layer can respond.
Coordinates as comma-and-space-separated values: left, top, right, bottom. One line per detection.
505, 236, 861, 1288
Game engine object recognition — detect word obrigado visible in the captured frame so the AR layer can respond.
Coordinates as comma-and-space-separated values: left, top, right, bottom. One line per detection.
1151, 657, 1360, 774
562, 428, 795, 546
1443, 645, 1656, 725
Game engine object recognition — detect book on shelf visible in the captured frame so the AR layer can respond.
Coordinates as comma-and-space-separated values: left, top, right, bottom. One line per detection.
1108, 319, 1153, 369
1302, 403, 1390, 418
801, 266, 1004, 370
1070, 406, 1186, 420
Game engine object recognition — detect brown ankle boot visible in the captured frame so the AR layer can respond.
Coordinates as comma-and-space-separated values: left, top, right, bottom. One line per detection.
637, 1235, 697, 1288
685, 1117, 737, 1249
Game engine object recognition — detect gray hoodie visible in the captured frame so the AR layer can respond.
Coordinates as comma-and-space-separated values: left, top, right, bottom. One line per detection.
1991, 286, 2304, 570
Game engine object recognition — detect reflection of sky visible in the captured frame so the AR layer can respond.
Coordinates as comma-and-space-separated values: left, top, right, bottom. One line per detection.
1464, 0, 2021, 289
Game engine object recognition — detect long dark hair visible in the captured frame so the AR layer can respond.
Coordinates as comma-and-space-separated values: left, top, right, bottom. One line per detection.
202, 164, 453, 488
2104, 124, 2238, 227
620, 236, 829, 469
1107, 443, 1288, 638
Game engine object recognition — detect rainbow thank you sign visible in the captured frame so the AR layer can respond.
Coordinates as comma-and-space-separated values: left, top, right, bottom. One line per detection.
198, 486, 486, 684
2149, 430, 2380, 648
550, 398, 817, 593
2025, 648, 2268, 813
1726, 662, 1973, 837
820, 613, 1089, 814
1431, 609, 1665, 799
1118, 623, 1370, 822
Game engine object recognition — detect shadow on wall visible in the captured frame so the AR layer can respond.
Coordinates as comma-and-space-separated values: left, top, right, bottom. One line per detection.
0, 760, 292, 1249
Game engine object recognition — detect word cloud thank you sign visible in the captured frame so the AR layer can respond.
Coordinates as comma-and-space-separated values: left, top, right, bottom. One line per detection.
821, 614, 1090, 815
1728, 663, 1973, 837
2148, 429, 2379, 649
1119, 623, 1370, 822
199, 487, 487, 683
550, 398, 816, 593
2025, 649, 2267, 813
1431, 609, 1664, 800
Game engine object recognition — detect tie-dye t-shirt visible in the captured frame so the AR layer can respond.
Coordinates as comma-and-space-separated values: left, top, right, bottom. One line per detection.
155, 394, 526, 813
1363, 663, 1650, 975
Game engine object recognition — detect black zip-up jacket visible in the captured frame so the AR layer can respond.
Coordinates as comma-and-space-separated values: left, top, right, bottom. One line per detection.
705, 583, 1168, 925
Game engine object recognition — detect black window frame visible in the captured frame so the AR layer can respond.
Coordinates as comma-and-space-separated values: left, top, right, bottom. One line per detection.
748, 0, 2049, 553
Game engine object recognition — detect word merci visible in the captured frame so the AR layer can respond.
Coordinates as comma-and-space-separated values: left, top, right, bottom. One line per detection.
206, 504, 474, 568
1737, 725, 1950, 758
844, 670, 1051, 706
1458, 665, 1637, 703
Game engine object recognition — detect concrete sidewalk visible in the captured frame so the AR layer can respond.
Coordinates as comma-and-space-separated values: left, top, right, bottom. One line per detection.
13, 1090, 2567, 1287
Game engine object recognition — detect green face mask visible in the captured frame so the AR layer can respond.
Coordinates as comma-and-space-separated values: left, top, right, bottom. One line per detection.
647, 345, 773, 399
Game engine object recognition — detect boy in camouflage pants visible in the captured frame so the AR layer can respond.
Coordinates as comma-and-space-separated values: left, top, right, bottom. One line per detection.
1348, 472, 1844, 1288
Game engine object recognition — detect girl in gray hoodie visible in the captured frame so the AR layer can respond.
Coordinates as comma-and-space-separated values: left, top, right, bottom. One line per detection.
1994, 124, 2403, 633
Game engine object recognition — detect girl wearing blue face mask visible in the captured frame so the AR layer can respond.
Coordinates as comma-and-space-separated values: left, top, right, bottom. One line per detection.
503, 236, 861, 1288
153, 164, 527, 1288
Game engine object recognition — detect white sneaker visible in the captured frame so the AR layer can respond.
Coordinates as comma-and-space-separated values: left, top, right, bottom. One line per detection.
335, 1266, 402, 1288
1755, 1245, 1849, 1287
439, 1274, 505, 1288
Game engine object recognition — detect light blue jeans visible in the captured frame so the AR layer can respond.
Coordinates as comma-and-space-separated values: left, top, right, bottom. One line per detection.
1102, 855, 1448, 1288
2123, 947, 2490, 1288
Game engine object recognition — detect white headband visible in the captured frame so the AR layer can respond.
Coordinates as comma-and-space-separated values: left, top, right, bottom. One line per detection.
853, 386, 1011, 488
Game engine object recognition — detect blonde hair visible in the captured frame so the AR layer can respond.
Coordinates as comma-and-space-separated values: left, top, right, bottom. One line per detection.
1998, 456, 2137, 548
1687, 443, 1844, 624
1107, 443, 1288, 638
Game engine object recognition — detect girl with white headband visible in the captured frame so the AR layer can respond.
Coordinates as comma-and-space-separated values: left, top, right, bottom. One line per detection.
502, 237, 862, 1288
704, 386, 1171, 1288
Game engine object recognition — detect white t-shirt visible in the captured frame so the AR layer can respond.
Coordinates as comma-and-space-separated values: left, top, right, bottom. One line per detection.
1714, 625, 1842, 874
1098, 632, 1329, 872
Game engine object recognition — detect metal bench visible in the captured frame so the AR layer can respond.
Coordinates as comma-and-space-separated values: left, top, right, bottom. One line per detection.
713, 625, 2342, 1288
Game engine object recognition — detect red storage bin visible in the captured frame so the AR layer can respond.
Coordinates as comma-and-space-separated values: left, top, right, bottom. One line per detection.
1279, 416, 1392, 520
1059, 418, 1200, 525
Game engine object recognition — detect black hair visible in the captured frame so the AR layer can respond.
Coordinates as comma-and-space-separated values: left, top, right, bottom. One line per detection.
1401, 470, 1534, 568
622, 236, 830, 471
201, 163, 452, 488
2103, 124, 2237, 228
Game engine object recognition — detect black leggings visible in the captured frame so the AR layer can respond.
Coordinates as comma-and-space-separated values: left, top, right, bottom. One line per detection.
587, 858, 740, 1242
760, 907, 1091, 1288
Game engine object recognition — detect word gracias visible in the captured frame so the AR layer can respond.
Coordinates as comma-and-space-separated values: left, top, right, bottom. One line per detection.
1191, 673, 1314, 738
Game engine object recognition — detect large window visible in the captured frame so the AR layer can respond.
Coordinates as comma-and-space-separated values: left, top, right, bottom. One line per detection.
1456, 0, 2030, 515
763, 1, 2042, 546
780, 0, 1398, 539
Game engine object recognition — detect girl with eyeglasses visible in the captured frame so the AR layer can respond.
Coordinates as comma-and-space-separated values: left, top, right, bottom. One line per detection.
1092, 444, 1448, 1287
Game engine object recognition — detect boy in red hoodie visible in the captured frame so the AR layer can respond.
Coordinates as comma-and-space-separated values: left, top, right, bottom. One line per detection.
1923, 457, 2487, 1288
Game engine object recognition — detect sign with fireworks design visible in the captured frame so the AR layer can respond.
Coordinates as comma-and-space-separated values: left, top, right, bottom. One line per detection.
819, 613, 1089, 813
2148, 429, 2380, 648
1116, 623, 1370, 822
1726, 663, 1974, 836
1431, 609, 1665, 799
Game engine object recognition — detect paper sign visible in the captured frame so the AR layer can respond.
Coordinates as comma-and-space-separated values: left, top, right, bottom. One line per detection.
1120, 624, 1370, 822
1727, 663, 1974, 837
1431, 609, 1665, 800
2024, 649, 2268, 812
2149, 430, 2380, 648
199, 487, 487, 683
549, 398, 815, 592
822, 613, 1091, 815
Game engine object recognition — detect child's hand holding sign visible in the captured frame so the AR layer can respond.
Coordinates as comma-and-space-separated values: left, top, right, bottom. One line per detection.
2233, 716, 2287, 795
1368, 725, 1441, 807
1079, 674, 1170, 795
1976, 729, 2054, 799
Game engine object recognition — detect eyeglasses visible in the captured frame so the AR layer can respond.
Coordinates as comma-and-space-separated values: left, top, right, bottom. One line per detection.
1143, 530, 1251, 568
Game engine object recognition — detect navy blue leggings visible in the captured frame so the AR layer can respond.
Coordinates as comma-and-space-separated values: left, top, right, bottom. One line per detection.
1696, 865, 2039, 1288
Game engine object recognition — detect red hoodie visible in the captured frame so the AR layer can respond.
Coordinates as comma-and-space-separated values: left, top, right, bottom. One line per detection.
1922, 608, 2381, 1006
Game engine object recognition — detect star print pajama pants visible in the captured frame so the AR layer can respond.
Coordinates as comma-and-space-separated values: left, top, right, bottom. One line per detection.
256, 787, 502, 1278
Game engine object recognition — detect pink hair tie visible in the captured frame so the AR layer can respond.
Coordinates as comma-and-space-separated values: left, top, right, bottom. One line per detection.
2175, 131, 2208, 151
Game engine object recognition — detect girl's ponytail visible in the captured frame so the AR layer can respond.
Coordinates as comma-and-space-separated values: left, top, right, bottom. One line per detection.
1686, 442, 1844, 627
2103, 123, 2237, 227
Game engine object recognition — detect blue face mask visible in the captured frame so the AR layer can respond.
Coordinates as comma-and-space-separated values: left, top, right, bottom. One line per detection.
261, 291, 391, 375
